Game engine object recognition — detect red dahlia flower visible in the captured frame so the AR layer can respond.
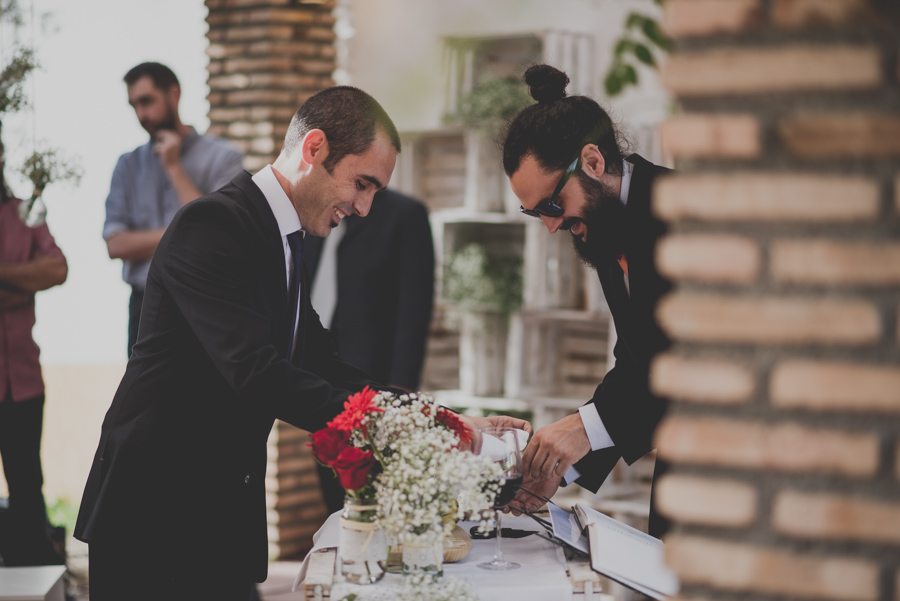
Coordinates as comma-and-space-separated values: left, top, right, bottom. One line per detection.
327, 386, 384, 434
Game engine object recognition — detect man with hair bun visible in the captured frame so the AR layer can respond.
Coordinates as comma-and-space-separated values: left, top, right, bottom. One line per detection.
505, 64, 671, 537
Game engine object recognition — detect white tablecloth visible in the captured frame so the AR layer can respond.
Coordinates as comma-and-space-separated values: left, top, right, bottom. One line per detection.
295, 513, 573, 601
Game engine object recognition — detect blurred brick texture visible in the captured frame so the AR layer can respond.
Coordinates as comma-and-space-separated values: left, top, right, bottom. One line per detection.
653, 1, 900, 600
204, 0, 337, 560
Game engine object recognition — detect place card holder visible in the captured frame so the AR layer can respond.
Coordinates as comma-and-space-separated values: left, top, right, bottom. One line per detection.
567, 559, 606, 600
304, 548, 337, 601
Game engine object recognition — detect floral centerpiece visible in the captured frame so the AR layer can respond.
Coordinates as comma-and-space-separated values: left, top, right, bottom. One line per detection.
310, 387, 503, 578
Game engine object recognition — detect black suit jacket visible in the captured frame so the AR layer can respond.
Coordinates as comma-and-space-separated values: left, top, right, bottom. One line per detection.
572, 154, 671, 497
74, 171, 381, 582
303, 189, 435, 391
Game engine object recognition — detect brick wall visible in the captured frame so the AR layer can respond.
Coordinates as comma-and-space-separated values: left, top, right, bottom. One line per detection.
653, 1, 900, 600
205, 0, 336, 172
204, 0, 338, 559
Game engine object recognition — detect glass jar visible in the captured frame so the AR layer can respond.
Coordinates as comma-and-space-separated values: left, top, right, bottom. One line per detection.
401, 534, 443, 578
339, 500, 387, 584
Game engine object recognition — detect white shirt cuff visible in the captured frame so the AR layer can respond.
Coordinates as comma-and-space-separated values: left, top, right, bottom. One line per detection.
560, 464, 581, 486
579, 404, 615, 451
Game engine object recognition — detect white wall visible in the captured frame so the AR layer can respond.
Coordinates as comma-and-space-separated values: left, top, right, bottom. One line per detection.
345, 0, 669, 135
5, 0, 212, 367
0, 0, 211, 501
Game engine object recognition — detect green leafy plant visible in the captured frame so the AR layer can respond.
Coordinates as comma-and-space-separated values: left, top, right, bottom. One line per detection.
443, 243, 523, 315
21, 147, 82, 197
604, 1, 670, 97
0, 47, 36, 115
0, 1, 80, 226
46, 497, 78, 533
445, 76, 532, 132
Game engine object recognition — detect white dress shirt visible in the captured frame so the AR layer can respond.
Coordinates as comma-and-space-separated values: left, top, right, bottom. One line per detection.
251, 165, 304, 357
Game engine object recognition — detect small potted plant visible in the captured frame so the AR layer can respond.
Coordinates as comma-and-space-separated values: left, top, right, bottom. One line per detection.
442, 242, 523, 396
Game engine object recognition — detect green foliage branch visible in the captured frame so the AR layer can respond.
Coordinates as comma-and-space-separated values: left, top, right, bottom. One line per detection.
442, 243, 523, 315
445, 76, 532, 133
604, 0, 670, 97
0, 0, 80, 225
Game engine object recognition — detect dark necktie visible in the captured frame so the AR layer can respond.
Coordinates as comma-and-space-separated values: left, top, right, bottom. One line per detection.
286, 231, 304, 359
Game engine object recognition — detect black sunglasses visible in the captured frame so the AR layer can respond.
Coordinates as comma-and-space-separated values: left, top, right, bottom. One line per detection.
519, 156, 580, 218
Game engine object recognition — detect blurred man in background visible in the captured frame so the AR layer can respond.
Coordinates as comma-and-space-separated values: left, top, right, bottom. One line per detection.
103, 62, 243, 355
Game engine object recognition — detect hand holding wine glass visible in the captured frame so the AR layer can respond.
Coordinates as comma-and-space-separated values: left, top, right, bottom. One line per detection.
477, 426, 526, 571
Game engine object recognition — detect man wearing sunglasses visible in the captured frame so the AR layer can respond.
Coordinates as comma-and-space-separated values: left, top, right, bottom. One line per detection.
505, 64, 671, 537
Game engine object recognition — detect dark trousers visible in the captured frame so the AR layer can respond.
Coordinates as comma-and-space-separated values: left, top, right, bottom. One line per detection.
89, 541, 257, 601
0, 393, 56, 566
128, 286, 144, 357
86, 446, 257, 601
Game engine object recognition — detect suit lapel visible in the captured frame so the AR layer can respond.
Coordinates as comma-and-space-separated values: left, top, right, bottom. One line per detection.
233, 171, 295, 359
233, 171, 288, 290
601, 155, 658, 364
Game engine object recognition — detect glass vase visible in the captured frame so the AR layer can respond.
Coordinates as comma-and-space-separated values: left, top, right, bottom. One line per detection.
339, 500, 387, 584
401, 535, 443, 578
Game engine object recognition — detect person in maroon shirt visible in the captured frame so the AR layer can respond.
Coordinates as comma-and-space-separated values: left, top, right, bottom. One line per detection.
0, 188, 67, 566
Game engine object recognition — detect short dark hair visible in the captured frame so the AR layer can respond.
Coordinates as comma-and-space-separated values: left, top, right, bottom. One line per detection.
502, 64, 624, 177
124, 62, 179, 92
282, 86, 401, 173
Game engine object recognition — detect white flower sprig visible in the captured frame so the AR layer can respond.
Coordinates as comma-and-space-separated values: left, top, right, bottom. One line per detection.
396, 574, 481, 601
351, 392, 503, 544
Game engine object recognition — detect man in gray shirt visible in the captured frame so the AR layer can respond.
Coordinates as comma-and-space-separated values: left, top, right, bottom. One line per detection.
103, 62, 243, 355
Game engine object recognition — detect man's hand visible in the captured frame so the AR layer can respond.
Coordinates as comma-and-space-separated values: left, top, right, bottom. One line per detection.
467, 414, 533, 435
456, 414, 532, 454
153, 130, 183, 170
153, 130, 204, 205
0, 255, 67, 293
509, 474, 561, 514
522, 413, 591, 482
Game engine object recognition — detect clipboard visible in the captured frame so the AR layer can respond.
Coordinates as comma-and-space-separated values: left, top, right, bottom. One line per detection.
513, 488, 678, 600
574, 504, 679, 600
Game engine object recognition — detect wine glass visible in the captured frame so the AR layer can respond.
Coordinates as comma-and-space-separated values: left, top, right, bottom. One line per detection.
477, 426, 525, 571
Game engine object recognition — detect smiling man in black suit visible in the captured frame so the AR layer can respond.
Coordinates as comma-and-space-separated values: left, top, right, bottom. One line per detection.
75, 87, 404, 601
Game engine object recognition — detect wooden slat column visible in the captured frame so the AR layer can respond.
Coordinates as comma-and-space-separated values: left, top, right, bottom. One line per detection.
204, 0, 337, 560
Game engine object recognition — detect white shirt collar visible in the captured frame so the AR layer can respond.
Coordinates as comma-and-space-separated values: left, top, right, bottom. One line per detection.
251, 165, 303, 237
619, 158, 634, 206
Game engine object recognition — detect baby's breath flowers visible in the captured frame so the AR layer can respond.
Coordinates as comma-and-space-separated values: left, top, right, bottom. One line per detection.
367, 392, 502, 545
310, 388, 503, 543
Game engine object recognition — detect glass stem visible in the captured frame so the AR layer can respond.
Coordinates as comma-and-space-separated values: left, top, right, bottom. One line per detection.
494, 509, 504, 563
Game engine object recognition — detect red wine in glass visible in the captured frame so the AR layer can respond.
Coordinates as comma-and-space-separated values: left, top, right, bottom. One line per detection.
493, 475, 523, 508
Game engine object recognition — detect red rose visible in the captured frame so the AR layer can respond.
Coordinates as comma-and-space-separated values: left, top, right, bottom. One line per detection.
308, 428, 350, 466
332, 447, 376, 491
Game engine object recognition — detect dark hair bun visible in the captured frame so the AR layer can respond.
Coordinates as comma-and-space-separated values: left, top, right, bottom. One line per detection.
524, 64, 569, 104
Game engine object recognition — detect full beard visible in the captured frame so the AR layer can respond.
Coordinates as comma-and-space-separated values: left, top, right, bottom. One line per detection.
567, 173, 629, 273
144, 102, 178, 138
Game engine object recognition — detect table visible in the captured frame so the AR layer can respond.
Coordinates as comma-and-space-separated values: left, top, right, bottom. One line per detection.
296, 513, 612, 601
0, 566, 66, 601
